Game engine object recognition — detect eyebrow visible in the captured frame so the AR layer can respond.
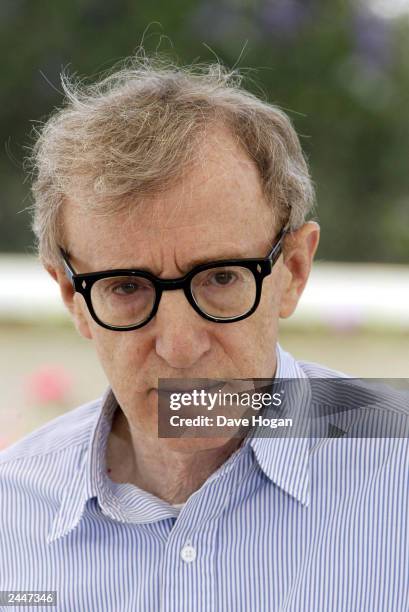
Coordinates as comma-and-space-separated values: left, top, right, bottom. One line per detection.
180, 251, 253, 269
64, 249, 257, 276
117, 251, 254, 275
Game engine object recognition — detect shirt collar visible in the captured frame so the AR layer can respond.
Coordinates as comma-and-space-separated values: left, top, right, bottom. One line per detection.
47, 343, 310, 543
247, 343, 311, 507
48, 386, 180, 543
47, 388, 112, 543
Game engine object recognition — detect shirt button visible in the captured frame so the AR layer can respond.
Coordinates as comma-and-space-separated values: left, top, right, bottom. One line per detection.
180, 544, 196, 563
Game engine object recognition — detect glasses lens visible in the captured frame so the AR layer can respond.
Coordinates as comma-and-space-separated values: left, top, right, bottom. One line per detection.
191, 266, 256, 319
90, 275, 156, 328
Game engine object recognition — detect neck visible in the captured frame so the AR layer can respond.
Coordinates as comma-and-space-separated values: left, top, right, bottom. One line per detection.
105, 407, 245, 504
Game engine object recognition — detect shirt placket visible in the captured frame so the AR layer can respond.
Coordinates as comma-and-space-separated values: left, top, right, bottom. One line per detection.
159, 526, 217, 612
158, 445, 253, 612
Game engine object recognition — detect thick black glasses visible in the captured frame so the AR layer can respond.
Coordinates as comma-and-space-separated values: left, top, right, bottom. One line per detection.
59, 229, 286, 331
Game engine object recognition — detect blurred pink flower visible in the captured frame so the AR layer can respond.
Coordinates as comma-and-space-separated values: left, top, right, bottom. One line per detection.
0, 436, 11, 451
25, 365, 73, 404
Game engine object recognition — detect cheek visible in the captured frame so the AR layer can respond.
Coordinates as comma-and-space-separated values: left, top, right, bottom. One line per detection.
90, 327, 148, 389
261, 267, 283, 310
215, 300, 279, 378
71, 294, 93, 339
240, 278, 281, 369
250, 273, 281, 336
250, 304, 279, 353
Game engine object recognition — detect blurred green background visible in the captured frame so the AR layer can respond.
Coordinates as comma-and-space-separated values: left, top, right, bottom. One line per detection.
1, 0, 409, 261
0, 0, 408, 448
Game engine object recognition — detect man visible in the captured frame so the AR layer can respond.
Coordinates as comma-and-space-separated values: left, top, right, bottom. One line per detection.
0, 58, 407, 612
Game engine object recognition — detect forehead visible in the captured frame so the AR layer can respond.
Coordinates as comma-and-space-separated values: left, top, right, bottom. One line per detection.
62, 128, 276, 271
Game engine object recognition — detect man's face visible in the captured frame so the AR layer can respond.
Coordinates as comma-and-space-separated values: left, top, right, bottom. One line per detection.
53, 128, 318, 448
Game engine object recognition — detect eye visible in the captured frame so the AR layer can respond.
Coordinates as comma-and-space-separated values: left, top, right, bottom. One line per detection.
112, 282, 141, 295
106, 279, 153, 297
207, 270, 238, 287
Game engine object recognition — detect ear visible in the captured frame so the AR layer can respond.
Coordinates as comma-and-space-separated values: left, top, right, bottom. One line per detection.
279, 221, 320, 319
46, 265, 93, 340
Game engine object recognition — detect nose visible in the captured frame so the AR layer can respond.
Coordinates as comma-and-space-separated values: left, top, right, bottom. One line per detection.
153, 289, 212, 369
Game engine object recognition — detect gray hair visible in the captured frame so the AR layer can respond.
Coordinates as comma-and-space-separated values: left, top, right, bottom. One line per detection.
29, 55, 315, 265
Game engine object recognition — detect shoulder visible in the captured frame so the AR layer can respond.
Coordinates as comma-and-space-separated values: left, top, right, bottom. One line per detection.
296, 357, 409, 437
0, 397, 103, 512
0, 397, 104, 547
0, 396, 102, 467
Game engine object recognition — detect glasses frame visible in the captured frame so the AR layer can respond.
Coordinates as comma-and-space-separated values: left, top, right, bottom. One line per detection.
59, 228, 287, 331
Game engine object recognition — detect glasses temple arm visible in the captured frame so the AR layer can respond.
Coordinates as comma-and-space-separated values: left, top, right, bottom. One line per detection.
59, 248, 75, 283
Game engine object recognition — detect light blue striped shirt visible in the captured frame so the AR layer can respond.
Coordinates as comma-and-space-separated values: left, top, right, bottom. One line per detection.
0, 345, 408, 611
